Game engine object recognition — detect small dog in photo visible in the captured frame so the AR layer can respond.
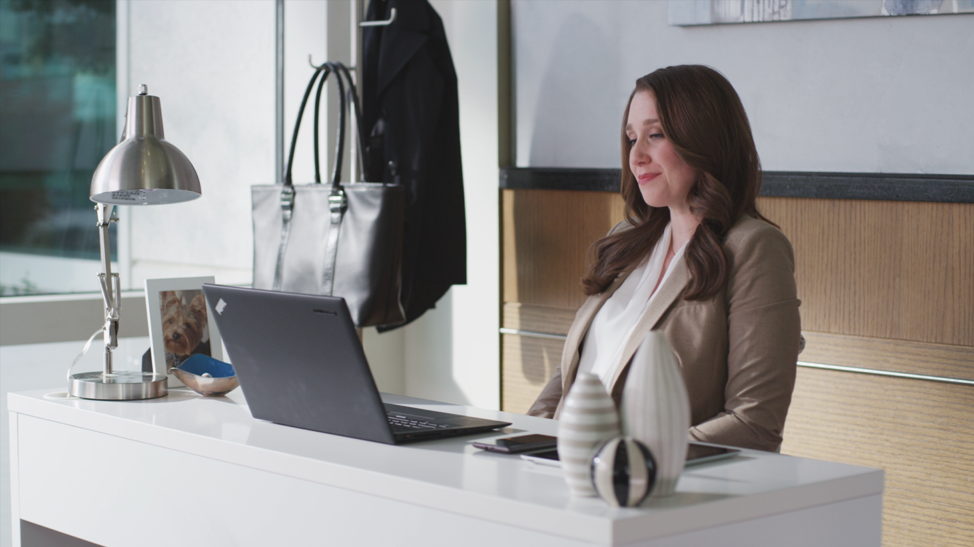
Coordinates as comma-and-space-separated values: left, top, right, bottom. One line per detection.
160, 290, 211, 371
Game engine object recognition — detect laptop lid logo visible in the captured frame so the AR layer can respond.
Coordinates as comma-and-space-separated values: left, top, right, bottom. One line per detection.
215, 298, 227, 315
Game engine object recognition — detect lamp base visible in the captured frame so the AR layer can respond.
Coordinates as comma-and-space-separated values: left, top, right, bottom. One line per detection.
69, 371, 168, 400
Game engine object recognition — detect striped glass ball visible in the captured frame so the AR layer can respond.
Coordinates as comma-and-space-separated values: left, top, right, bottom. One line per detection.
590, 436, 657, 507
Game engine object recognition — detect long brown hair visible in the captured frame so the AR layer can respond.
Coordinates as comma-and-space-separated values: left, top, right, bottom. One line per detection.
581, 65, 774, 299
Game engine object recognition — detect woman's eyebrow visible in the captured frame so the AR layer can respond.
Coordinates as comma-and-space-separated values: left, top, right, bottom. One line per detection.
626, 119, 660, 132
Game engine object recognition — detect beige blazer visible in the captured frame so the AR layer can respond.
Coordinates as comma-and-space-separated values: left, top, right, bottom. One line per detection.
527, 215, 802, 452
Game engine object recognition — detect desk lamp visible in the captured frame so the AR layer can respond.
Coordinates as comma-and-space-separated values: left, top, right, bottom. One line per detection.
69, 84, 201, 400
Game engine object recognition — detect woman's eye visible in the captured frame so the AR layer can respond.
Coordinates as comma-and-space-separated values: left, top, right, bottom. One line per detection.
649, 133, 664, 141
627, 138, 637, 147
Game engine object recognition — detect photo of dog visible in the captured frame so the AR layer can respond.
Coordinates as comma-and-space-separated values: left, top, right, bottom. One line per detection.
159, 289, 211, 371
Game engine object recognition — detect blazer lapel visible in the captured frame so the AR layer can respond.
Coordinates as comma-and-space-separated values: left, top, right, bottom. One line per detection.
555, 270, 632, 408
605, 258, 688, 394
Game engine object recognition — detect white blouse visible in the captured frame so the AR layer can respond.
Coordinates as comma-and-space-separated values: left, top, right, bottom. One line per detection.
577, 223, 688, 386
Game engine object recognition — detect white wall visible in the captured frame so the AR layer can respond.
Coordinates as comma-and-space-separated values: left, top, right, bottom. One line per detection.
513, 0, 974, 174
124, 0, 277, 288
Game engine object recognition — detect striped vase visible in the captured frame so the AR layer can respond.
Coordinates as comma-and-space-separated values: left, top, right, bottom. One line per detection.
557, 373, 620, 497
621, 330, 690, 497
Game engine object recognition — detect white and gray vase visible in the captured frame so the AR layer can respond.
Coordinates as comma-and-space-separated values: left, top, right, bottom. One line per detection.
621, 330, 690, 497
557, 373, 620, 497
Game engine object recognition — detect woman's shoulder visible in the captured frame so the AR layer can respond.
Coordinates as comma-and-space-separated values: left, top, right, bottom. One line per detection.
723, 214, 795, 264
725, 214, 790, 247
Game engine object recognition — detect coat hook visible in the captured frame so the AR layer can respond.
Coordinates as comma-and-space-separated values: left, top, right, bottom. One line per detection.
308, 56, 355, 71
309, 55, 326, 70
360, 7, 396, 27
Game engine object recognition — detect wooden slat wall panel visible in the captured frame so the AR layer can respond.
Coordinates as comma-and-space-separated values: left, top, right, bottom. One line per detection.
801, 331, 974, 380
501, 333, 563, 415
501, 303, 573, 414
502, 302, 576, 334
502, 189, 624, 309
758, 198, 974, 347
782, 367, 974, 547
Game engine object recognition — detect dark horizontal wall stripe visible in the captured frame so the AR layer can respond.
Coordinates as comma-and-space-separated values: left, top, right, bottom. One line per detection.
761, 172, 974, 202
499, 167, 974, 203
500, 167, 622, 193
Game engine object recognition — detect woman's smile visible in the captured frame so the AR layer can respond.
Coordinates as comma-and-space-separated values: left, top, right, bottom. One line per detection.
636, 172, 661, 184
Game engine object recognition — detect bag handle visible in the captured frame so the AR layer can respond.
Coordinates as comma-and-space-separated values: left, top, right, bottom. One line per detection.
283, 64, 330, 188
282, 61, 366, 189
314, 62, 367, 187
316, 62, 350, 295
332, 63, 367, 182
312, 62, 346, 191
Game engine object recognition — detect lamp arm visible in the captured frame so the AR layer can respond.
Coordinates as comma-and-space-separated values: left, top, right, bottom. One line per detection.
96, 204, 120, 375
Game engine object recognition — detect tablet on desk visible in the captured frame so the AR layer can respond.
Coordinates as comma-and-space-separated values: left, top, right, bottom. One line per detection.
521, 442, 740, 467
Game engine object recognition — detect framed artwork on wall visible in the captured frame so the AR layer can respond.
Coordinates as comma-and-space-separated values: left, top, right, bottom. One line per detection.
670, 0, 974, 26
144, 276, 223, 387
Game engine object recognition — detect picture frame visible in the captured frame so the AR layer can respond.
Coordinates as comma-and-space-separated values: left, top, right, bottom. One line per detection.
144, 276, 223, 387
669, 0, 974, 26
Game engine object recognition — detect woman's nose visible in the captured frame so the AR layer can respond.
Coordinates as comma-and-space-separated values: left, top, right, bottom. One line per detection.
632, 142, 649, 163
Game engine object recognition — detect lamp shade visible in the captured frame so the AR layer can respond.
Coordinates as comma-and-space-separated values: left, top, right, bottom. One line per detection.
90, 85, 201, 205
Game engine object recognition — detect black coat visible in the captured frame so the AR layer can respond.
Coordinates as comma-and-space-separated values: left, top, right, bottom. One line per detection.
363, 0, 466, 330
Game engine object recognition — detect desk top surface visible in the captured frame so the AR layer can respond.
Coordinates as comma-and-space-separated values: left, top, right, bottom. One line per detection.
8, 378, 883, 545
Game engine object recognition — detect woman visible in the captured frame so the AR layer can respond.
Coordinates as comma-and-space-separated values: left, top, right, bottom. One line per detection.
527, 65, 802, 452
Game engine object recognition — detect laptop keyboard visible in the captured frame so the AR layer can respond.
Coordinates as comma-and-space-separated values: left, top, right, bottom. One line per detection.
387, 413, 451, 430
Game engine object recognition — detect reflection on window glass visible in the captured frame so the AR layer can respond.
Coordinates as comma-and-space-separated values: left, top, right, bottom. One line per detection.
0, 0, 116, 295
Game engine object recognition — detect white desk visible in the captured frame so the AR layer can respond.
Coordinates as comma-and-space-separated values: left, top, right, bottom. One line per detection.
7, 381, 883, 547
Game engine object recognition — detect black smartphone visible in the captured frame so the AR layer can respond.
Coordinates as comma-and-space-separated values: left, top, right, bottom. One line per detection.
473, 434, 558, 454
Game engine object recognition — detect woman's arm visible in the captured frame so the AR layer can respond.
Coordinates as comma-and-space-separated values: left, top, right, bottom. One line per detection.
526, 365, 563, 418
689, 221, 802, 452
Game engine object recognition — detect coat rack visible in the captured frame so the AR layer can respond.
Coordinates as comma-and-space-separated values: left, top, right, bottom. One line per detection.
307, 4, 394, 69
360, 7, 395, 27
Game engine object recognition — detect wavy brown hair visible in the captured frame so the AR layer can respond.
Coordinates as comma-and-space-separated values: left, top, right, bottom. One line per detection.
581, 65, 774, 299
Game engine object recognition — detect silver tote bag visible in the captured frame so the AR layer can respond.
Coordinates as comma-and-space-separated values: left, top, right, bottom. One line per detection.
252, 62, 405, 328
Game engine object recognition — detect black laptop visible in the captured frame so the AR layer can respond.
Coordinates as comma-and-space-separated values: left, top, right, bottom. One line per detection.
201, 284, 510, 444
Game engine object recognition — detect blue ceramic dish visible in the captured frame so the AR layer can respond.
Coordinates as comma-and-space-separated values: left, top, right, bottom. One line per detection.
172, 354, 239, 396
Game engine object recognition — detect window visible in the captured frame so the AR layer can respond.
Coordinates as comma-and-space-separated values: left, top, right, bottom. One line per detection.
0, 0, 116, 296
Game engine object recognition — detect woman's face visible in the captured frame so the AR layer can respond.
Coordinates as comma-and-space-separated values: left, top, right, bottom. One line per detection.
626, 91, 698, 213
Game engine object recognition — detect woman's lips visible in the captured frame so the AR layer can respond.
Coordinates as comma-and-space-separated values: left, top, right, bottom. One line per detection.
637, 172, 660, 184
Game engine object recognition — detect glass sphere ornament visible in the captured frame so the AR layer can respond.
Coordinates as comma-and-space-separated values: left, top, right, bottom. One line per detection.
590, 436, 657, 507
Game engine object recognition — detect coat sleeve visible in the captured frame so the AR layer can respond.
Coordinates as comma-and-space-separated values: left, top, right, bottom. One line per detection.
688, 223, 802, 452
526, 365, 563, 418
